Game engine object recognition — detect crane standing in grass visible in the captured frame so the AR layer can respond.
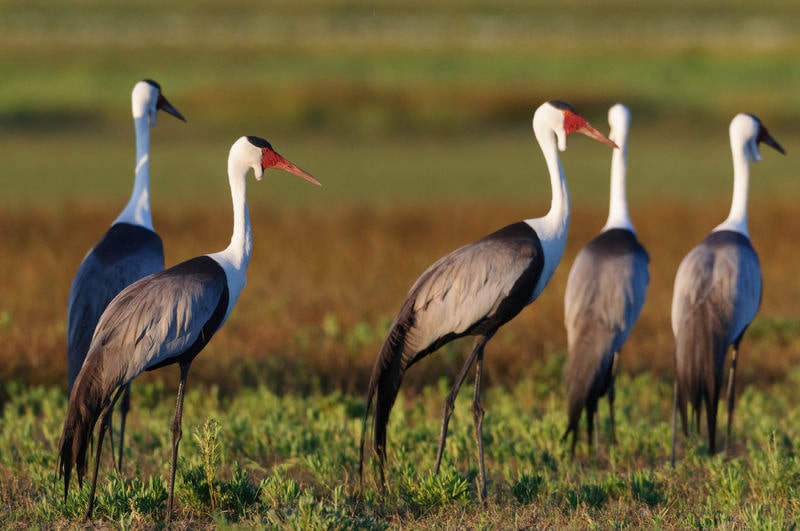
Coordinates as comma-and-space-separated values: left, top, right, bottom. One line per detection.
359, 100, 618, 500
670, 113, 784, 465
58, 135, 320, 523
562, 103, 649, 456
66, 79, 185, 471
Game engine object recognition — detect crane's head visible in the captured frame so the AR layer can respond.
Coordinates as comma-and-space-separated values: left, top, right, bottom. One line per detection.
731, 113, 785, 163
132, 79, 187, 127
534, 100, 618, 152
230, 136, 321, 186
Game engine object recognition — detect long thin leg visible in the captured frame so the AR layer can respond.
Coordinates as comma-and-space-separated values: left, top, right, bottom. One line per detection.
724, 343, 740, 455
671, 380, 679, 468
705, 388, 718, 456
472, 342, 488, 501
433, 335, 490, 474
167, 362, 192, 524
84, 407, 111, 521
569, 428, 577, 458
117, 383, 131, 472
84, 386, 126, 521
586, 404, 596, 457
106, 407, 117, 471
608, 352, 619, 446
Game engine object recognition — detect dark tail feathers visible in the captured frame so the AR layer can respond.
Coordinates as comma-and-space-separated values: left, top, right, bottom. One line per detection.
359, 318, 411, 487
673, 308, 727, 452
562, 336, 611, 455
562, 375, 586, 454
57, 355, 108, 500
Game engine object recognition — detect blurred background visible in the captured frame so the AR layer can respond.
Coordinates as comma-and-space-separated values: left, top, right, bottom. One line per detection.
1, 0, 799, 397
3, 0, 798, 206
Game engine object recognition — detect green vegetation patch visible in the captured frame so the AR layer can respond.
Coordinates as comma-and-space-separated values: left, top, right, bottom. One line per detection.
3, 372, 798, 527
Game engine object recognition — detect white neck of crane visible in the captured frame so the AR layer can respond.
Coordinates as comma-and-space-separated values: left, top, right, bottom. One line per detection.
206, 156, 254, 324
114, 114, 154, 229
601, 136, 634, 233
524, 114, 570, 300
713, 130, 751, 236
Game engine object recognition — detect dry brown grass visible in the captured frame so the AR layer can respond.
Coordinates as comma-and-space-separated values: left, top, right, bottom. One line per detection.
2, 197, 799, 402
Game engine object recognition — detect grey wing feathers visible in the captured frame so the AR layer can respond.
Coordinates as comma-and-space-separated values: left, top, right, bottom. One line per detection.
672, 233, 761, 349
402, 237, 536, 356
671, 241, 729, 423
85, 264, 226, 389
714, 242, 761, 344
671, 245, 717, 336
565, 237, 650, 354
563, 232, 649, 423
359, 224, 540, 480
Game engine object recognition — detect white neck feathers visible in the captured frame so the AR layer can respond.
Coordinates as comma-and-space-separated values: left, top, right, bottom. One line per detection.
207, 139, 257, 319
525, 106, 571, 297
602, 104, 634, 233
714, 114, 756, 236
114, 114, 154, 229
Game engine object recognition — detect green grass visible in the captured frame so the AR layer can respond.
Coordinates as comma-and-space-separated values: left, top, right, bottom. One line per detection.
3, 371, 799, 527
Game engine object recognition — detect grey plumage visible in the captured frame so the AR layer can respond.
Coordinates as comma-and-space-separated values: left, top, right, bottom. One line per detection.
671, 231, 761, 460
563, 228, 649, 455
670, 113, 784, 464
66, 79, 184, 472
57, 135, 320, 523
562, 103, 649, 457
360, 222, 543, 497
67, 224, 164, 386
59, 256, 229, 519
359, 100, 618, 500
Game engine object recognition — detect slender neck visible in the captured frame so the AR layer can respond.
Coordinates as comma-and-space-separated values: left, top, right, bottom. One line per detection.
714, 139, 750, 235
114, 115, 154, 229
524, 120, 570, 299
602, 142, 633, 232
528, 123, 570, 241
206, 161, 253, 325
223, 167, 253, 272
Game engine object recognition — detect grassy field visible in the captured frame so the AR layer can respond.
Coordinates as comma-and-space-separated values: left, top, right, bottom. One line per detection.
3, 373, 800, 528
2, 0, 800, 527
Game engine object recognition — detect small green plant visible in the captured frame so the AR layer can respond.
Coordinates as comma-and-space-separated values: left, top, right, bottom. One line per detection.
564, 483, 608, 510
193, 417, 223, 510
399, 468, 471, 514
261, 469, 301, 508
511, 472, 543, 504
741, 503, 789, 530
217, 461, 260, 520
629, 470, 665, 508
132, 476, 168, 518
87, 472, 167, 523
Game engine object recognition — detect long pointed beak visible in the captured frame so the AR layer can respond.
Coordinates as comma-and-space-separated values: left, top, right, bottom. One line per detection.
157, 95, 187, 122
578, 123, 618, 149
274, 157, 322, 186
760, 130, 786, 155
